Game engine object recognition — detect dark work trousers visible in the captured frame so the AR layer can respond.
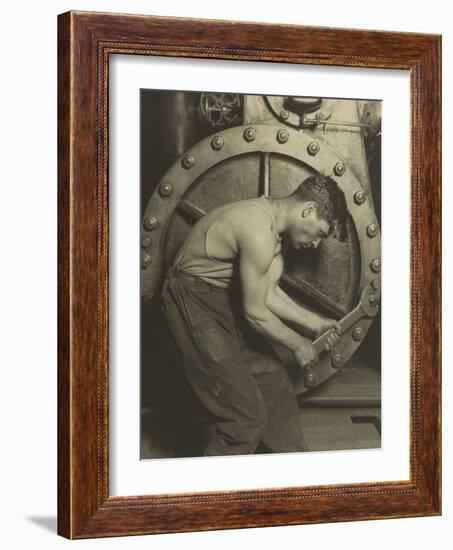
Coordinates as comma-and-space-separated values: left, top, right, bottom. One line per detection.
160, 266, 308, 456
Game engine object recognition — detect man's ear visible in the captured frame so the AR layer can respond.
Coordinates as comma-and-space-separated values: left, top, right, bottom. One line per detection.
301, 201, 318, 218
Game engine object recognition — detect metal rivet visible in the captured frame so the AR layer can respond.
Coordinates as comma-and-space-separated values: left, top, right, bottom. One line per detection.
142, 236, 152, 249
352, 326, 363, 341
280, 110, 289, 120
211, 136, 224, 150
371, 279, 380, 291
331, 353, 343, 369
304, 373, 317, 388
182, 154, 195, 169
334, 161, 346, 176
277, 129, 289, 143
141, 253, 151, 269
354, 190, 366, 205
143, 216, 158, 231
370, 258, 381, 273
367, 223, 378, 238
369, 295, 379, 307
159, 183, 173, 197
243, 127, 256, 142
307, 141, 320, 156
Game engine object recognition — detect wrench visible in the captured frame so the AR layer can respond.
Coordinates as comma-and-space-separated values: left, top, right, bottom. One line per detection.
312, 286, 380, 355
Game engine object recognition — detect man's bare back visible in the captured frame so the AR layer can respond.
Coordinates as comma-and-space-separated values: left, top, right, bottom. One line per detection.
204, 201, 282, 263
173, 196, 280, 288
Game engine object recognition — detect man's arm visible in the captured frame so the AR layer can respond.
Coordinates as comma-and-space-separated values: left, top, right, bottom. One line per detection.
265, 254, 341, 349
237, 216, 317, 367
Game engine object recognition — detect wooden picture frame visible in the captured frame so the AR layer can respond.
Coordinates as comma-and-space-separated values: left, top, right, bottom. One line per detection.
58, 10, 441, 539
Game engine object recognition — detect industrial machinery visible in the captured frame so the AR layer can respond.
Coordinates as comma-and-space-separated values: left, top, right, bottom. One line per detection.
140, 90, 381, 458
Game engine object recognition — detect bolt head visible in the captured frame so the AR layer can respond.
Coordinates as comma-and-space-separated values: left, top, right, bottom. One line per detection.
367, 223, 378, 238
276, 129, 289, 143
141, 253, 151, 269
371, 278, 380, 291
143, 216, 158, 231
307, 141, 320, 156
334, 161, 346, 176
182, 154, 195, 169
243, 127, 256, 142
211, 135, 224, 150
304, 373, 317, 388
331, 353, 343, 369
142, 236, 152, 248
369, 295, 379, 307
159, 183, 173, 197
370, 258, 381, 273
280, 110, 289, 120
352, 326, 364, 341
354, 190, 366, 205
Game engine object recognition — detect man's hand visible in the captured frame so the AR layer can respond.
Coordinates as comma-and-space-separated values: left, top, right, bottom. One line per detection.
312, 317, 341, 351
293, 337, 318, 370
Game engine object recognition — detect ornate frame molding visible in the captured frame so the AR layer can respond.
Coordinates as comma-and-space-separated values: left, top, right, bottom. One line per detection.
58, 11, 441, 538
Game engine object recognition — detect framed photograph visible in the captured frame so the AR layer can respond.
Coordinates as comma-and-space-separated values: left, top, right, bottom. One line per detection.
58, 11, 441, 538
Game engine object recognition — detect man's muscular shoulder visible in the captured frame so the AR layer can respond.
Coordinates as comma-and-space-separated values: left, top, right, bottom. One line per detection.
233, 206, 276, 271
232, 205, 274, 240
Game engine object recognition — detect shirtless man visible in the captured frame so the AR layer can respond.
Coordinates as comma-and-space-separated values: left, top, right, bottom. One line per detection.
161, 174, 349, 456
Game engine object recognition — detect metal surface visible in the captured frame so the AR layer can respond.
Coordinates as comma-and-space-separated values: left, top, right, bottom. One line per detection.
159, 182, 173, 197
143, 216, 158, 231
308, 141, 320, 156
199, 92, 242, 127
262, 96, 375, 202
313, 287, 380, 355
331, 353, 343, 369
264, 95, 323, 129
141, 236, 152, 249
141, 123, 380, 394
211, 135, 224, 150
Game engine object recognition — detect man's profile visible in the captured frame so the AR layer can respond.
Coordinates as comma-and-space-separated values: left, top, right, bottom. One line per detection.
160, 174, 349, 456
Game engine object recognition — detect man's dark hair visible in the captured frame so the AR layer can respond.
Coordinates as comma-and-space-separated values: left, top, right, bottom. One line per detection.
289, 174, 349, 241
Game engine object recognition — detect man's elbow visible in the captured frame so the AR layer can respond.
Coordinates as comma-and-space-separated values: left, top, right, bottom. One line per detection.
265, 287, 278, 309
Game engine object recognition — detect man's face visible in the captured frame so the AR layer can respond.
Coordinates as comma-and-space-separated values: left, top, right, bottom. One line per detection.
287, 202, 330, 250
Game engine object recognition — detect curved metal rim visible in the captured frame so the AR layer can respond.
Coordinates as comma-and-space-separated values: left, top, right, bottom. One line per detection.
141, 124, 380, 393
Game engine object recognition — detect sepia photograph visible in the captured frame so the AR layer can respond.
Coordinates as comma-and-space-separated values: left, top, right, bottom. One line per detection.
139, 90, 382, 459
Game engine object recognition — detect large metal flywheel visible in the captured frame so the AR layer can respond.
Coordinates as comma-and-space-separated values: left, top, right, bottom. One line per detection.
141, 124, 381, 394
